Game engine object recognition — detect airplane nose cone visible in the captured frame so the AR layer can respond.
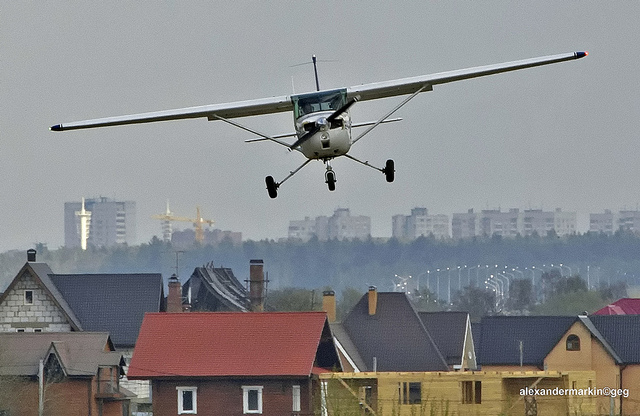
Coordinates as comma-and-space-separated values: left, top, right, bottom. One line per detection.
316, 117, 329, 130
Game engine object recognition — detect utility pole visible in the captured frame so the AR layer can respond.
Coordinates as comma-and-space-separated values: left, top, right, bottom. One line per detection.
39, 359, 44, 416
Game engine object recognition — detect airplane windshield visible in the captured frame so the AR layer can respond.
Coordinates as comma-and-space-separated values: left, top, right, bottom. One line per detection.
293, 89, 347, 118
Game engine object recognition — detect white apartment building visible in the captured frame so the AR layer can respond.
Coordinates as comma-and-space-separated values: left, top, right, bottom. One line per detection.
392, 207, 450, 240
590, 209, 640, 235
452, 208, 577, 239
288, 208, 371, 241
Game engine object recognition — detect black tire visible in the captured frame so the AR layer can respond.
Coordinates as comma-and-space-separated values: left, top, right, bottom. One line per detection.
384, 159, 395, 182
265, 176, 278, 198
326, 171, 336, 191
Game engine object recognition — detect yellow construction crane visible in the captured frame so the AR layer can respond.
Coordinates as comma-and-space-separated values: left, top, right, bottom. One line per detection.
152, 202, 214, 244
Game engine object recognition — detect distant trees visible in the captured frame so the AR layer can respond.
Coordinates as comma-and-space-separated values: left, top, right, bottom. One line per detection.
2, 231, 638, 308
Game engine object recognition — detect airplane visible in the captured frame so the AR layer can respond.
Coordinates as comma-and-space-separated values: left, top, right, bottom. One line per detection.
51, 52, 587, 198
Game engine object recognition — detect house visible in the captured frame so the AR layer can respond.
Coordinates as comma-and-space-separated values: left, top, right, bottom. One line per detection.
0, 332, 130, 416
0, 253, 165, 407
181, 259, 267, 312
325, 287, 473, 372
477, 315, 640, 415
128, 311, 341, 416
593, 297, 640, 315
320, 370, 596, 416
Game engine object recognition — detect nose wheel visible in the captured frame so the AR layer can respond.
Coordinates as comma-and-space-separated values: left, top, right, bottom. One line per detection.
325, 167, 336, 191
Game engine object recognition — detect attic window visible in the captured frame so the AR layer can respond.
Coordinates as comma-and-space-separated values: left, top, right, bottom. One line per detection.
44, 353, 65, 383
566, 334, 580, 351
24, 290, 34, 305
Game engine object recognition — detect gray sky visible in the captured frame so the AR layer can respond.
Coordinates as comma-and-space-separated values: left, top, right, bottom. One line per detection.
2, 1, 639, 252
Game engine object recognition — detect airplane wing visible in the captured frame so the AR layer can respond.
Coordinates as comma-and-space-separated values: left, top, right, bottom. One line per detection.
345, 52, 587, 101
51, 95, 293, 131
51, 52, 586, 132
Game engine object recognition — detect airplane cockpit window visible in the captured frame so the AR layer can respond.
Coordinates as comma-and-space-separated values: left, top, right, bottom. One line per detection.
293, 89, 347, 118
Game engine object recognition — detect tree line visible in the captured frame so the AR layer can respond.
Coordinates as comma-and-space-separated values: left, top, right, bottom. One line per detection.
1, 231, 639, 306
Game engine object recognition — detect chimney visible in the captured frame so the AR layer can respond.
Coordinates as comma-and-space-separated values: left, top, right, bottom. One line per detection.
322, 291, 336, 323
249, 259, 265, 312
368, 286, 378, 315
27, 249, 37, 262
167, 274, 183, 313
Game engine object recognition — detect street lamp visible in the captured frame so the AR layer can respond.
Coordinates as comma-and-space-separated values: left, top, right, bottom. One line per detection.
559, 263, 572, 277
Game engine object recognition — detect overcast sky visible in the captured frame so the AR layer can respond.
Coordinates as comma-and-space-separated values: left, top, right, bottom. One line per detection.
1, 2, 639, 252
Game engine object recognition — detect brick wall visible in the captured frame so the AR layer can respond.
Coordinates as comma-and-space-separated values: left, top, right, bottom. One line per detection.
152, 378, 313, 416
0, 376, 125, 416
0, 271, 72, 332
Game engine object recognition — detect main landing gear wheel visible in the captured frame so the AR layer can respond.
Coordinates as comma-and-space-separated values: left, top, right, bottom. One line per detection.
265, 176, 278, 198
325, 170, 336, 191
383, 159, 395, 182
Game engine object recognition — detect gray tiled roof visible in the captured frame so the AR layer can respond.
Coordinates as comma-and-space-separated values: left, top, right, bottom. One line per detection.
0, 332, 117, 376
418, 311, 468, 366
329, 322, 367, 371
477, 316, 576, 366
184, 264, 250, 311
342, 292, 448, 372
588, 315, 640, 364
49, 273, 164, 348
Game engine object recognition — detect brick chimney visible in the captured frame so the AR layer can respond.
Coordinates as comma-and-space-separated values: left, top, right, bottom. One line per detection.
167, 274, 183, 313
249, 259, 265, 312
322, 291, 336, 323
27, 249, 36, 262
368, 286, 378, 315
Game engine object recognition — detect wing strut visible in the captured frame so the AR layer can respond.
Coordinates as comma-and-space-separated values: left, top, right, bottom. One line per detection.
351, 84, 431, 145
211, 115, 297, 150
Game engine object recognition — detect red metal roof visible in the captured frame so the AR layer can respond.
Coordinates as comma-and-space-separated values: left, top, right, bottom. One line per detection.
128, 312, 329, 378
593, 298, 640, 315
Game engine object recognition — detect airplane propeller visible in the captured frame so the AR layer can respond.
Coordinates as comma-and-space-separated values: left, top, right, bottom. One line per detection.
289, 96, 359, 149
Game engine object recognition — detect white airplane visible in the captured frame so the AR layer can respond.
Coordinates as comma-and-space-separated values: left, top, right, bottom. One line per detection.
51, 52, 587, 198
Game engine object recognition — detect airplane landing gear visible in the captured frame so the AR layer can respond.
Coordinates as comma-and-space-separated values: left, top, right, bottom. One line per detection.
265, 176, 279, 198
325, 165, 336, 191
383, 159, 395, 182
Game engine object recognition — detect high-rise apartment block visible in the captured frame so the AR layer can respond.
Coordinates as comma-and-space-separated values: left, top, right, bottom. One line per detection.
64, 197, 136, 248
288, 208, 371, 241
590, 209, 640, 235
452, 208, 576, 239
392, 207, 450, 240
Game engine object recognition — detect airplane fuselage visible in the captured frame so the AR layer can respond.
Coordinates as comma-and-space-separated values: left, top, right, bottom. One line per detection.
294, 111, 352, 159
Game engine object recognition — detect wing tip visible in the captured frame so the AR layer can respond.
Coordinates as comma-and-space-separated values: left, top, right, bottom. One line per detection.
575, 51, 589, 59
50, 124, 63, 131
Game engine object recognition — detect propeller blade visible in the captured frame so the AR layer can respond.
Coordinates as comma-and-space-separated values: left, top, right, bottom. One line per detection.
289, 97, 359, 150
326, 96, 359, 122
289, 125, 320, 149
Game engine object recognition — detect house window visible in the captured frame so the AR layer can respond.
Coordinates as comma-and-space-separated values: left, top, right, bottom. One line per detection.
176, 387, 197, 414
461, 381, 482, 404
398, 382, 421, 404
242, 386, 263, 414
292, 385, 301, 412
566, 334, 580, 351
24, 290, 34, 305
